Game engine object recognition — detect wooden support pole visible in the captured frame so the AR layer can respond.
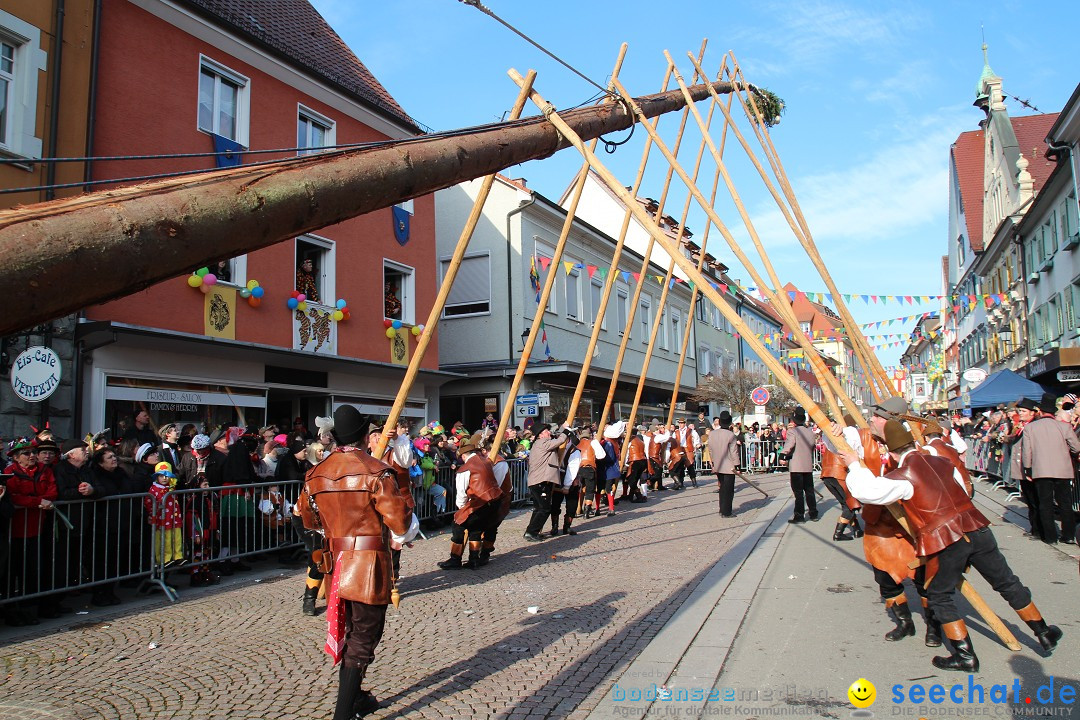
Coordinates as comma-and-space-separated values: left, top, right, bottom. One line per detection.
655, 58, 857, 427
516, 75, 1018, 653
374, 72, 537, 458
564, 41, 703, 430
727, 55, 895, 400
668, 52, 856, 426
487, 46, 629, 461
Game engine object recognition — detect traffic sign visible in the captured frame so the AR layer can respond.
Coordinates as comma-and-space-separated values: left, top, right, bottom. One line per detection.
750, 386, 770, 406
536, 392, 550, 407
515, 404, 538, 417
516, 394, 539, 405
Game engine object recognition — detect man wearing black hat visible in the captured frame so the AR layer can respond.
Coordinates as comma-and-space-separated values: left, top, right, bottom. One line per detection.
300, 404, 418, 720
844, 420, 1061, 672
437, 433, 503, 569
781, 407, 817, 523
1020, 394, 1080, 545
707, 413, 739, 517
523, 422, 574, 541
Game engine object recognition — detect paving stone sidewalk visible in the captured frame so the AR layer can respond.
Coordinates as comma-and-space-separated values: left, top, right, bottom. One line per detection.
0, 472, 791, 720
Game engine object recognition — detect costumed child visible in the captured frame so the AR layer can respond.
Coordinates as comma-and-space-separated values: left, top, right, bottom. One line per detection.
144, 461, 185, 568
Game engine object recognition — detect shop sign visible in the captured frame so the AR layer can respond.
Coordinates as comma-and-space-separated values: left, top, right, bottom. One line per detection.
484, 397, 498, 413
516, 394, 539, 405
962, 368, 987, 383
106, 385, 266, 408
10, 346, 61, 403
1057, 369, 1080, 383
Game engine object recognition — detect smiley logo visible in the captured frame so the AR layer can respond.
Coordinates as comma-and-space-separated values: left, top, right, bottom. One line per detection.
848, 678, 876, 708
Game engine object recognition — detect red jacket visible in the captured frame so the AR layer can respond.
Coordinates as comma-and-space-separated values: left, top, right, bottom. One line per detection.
5, 461, 58, 538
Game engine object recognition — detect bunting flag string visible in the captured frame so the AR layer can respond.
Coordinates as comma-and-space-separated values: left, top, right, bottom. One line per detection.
528, 256, 552, 360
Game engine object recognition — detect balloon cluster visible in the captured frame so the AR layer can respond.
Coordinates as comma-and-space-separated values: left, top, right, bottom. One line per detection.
240, 279, 265, 308
186, 269, 264, 308
384, 319, 424, 339
287, 294, 351, 322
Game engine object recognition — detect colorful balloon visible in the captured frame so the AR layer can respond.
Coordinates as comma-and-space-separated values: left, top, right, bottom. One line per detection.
297, 294, 306, 303
333, 310, 344, 321
200, 284, 212, 294
297, 301, 307, 311
336, 299, 347, 309
247, 280, 259, 290
251, 286, 264, 298
248, 296, 261, 308
411, 325, 421, 336
240, 289, 251, 299
383, 319, 393, 328
287, 298, 298, 310
203, 274, 217, 286
391, 320, 402, 330
342, 310, 351, 320
187, 275, 203, 288
385, 328, 396, 339
196, 267, 209, 277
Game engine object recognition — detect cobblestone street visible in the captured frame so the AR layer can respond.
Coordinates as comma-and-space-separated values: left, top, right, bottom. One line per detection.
0, 474, 788, 720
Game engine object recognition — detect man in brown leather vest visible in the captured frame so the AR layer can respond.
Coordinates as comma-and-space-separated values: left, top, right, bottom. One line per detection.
845, 420, 1061, 673
300, 405, 418, 720
437, 433, 503, 570
623, 426, 649, 503
819, 413, 863, 541
479, 444, 512, 565
576, 427, 602, 519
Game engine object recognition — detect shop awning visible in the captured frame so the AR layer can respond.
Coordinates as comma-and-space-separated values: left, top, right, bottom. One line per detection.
966, 369, 1047, 409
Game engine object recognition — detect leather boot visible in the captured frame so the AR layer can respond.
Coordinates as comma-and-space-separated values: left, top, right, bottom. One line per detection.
832, 521, 853, 541
478, 541, 494, 565
932, 620, 979, 672
437, 542, 464, 569
851, 515, 864, 538
333, 665, 363, 720
465, 540, 483, 569
922, 598, 942, 648
303, 585, 318, 616
563, 516, 578, 536
884, 600, 916, 641
1017, 603, 1062, 652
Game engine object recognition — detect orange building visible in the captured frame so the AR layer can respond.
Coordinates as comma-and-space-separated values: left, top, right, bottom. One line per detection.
74, 0, 448, 436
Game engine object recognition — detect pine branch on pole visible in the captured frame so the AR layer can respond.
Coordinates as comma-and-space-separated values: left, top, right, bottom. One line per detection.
373, 71, 537, 459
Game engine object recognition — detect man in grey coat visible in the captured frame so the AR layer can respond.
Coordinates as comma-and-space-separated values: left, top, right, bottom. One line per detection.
708, 412, 739, 517
782, 407, 818, 523
1020, 394, 1080, 545
524, 422, 574, 541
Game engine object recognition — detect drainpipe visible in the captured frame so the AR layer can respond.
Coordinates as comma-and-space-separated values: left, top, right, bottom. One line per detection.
45, 0, 65, 201
1012, 229, 1031, 373
83, 0, 102, 191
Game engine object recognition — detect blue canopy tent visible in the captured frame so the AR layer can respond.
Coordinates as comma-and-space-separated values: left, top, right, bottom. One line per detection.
966, 369, 1047, 409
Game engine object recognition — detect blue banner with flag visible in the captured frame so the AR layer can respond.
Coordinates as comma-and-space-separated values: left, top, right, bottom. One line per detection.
392, 205, 411, 245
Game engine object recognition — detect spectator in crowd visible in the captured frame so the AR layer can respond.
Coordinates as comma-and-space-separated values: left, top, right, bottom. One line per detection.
123, 411, 158, 447
275, 437, 311, 484
315, 416, 336, 456
90, 446, 138, 606
1020, 395, 1080, 545
144, 462, 184, 573
5, 438, 58, 624
159, 423, 182, 472
179, 433, 226, 489
0, 477, 13, 622
116, 438, 139, 479
295, 257, 320, 303
133, 443, 160, 491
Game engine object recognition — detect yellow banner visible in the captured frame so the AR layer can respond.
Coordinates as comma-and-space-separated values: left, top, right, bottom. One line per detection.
390, 329, 409, 366
204, 286, 236, 339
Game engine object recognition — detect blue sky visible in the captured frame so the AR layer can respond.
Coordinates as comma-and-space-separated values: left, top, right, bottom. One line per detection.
310, 0, 1077, 368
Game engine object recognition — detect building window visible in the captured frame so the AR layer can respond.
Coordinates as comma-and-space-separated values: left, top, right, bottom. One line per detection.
799, 321, 811, 335
198, 56, 249, 145
658, 309, 669, 350
297, 105, 335, 155
956, 234, 966, 270
670, 310, 682, 352
699, 347, 711, 375
295, 235, 334, 305
590, 278, 606, 330
0, 13, 45, 159
1051, 293, 1063, 340
565, 265, 582, 322
616, 284, 629, 336
441, 253, 490, 317
639, 296, 652, 344
209, 255, 247, 288
696, 298, 709, 323
383, 260, 414, 324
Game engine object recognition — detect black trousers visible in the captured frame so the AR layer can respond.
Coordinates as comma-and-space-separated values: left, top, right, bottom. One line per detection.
450, 503, 499, 544
685, 457, 697, 482
549, 486, 579, 526
526, 483, 554, 535
717, 473, 735, 516
1020, 480, 1042, 537
821, 477, 855, 522
925, 527, 1031, 624
627, 460, 647, 497
790, 472, 817, 519
648, 461, 663, 490
341, 600, 388, 669
874, 566, 927, 600
1034, 478, 1077, 544
670, 462, 686, 487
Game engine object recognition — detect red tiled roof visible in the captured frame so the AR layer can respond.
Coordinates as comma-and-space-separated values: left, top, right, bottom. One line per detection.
181, 0, 422, 133
951, 112, 1061, 253
951, 129, 984, 251
1012, 113, 1060, 192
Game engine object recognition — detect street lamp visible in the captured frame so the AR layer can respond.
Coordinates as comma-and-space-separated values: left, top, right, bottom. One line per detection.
520, 328, 530, 352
